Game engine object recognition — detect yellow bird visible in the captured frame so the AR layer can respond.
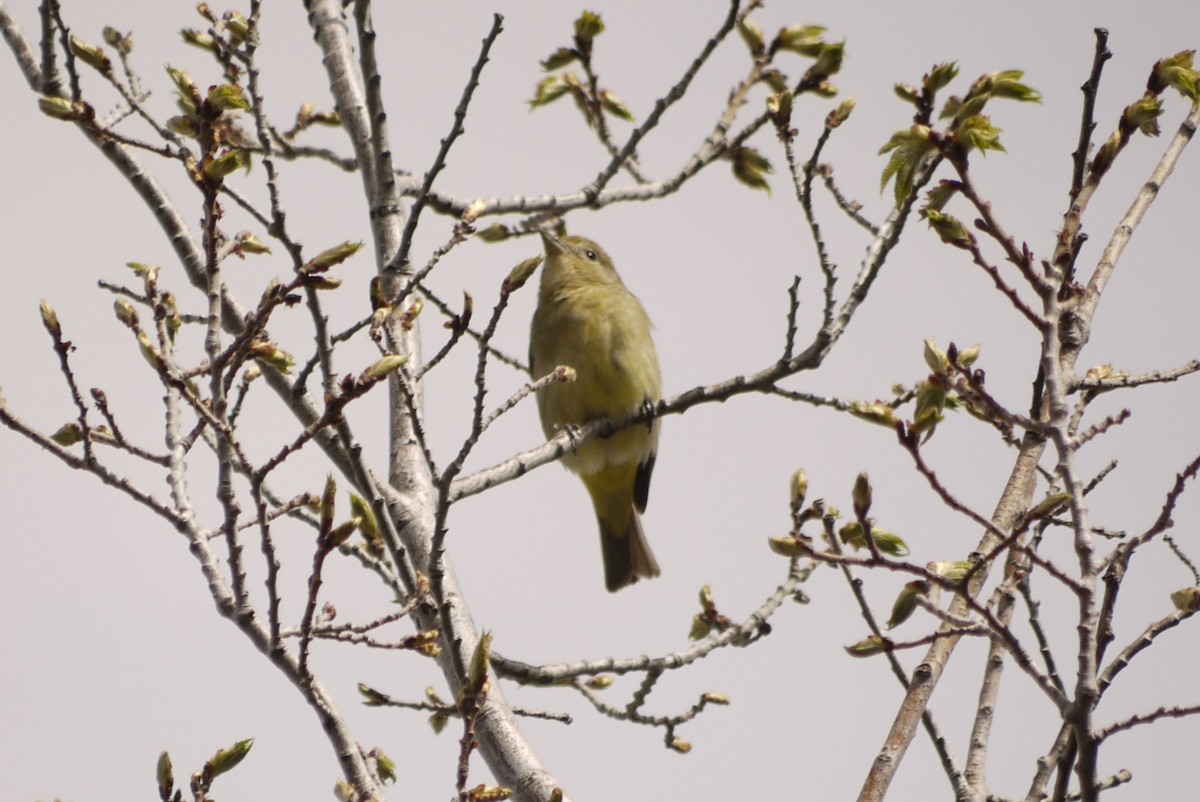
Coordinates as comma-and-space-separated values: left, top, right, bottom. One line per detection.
530, 232, 662, 592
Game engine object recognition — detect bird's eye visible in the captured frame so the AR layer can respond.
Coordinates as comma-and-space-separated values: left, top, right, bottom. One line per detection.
585, 250, 598, 261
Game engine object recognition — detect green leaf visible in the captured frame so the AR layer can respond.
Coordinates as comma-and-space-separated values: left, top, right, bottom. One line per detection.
599, 89, 634, 121
985, 69, 1042, 103
879, 125, 935, 203
887, 581, 928, 629
1126, 96, 1164, 137
924, 62, 959, 93
955, 114, 1005, 155
540, 47, 578, 71
924, 209, 974, 249
1154, 50, 1200, 102
729, 146, 773, 193
207, 84, 250, 113
529, 74, 572, 109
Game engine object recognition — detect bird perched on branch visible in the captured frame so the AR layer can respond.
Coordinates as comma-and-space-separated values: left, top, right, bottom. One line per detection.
530, 231, 662, 592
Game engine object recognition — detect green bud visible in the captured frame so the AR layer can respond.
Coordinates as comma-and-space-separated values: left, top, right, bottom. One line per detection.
303, 275, 343, 290
586, 675, 613, 689
923, 339, 949, 376
812, 80, 839, 98
852, 472, 872, 519
237, 232, 271, 255
573, 11, 604, 45
428, 711, 450, 735
358, 682, 387, 706
476, 223, 511, 243
956, 343, 981, 367
39, 300, 61, 337
810, 41, 845, 78
768, 535, 811, 557
688, 614, 711, 640
113, 298, 138, 328
102, 27, 127, 51
250, 341, 294, 374
1170, 587, 1200, 612
325, 517, 361, 549
156, 751, 174, 801
845, 634, 890, 657
669, 739, 693, 754
760, 68, 790, 93
223, 11, 250, 45
208, 84, 251, 113
69, 35, 111, 74
307, 241, 362, 273
506, 256, 544, 290
1028, 492, 1072, 521
912, 379, 947, 436
167, 65, 200, 108
348, 493, 380, 544
38, 95, 77, 120
887, 580, 928, 629
206, 738, 253, 780
320, 473, 337, 529
181, 28, 218, 52
137, 330, 162, 369
929, 560, 974, 584
775, 24, 826, 57
51, 422, 83, 447
789, 468, 808, 510
334, 780, 354, 802
467, 631, 493, 691
361, 354, 409, 382
767, 90, 794, 124
166, 115, 198, 137
826, 96, 856, 128
738, 19, 765, 56
127, 262, 160, 285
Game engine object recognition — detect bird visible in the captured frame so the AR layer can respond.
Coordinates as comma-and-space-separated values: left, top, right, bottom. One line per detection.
529, 231, 662, 592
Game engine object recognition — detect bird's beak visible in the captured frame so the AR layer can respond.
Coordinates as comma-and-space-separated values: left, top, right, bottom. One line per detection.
540, 230, 565, 256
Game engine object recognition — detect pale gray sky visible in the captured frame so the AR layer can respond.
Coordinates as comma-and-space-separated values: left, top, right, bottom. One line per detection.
2, 2, 1199, 800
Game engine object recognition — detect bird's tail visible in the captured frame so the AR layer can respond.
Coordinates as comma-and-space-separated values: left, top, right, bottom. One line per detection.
585, 465, 661, 592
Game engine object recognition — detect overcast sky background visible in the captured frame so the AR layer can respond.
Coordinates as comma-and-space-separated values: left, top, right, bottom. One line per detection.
3, 1, 1199, 800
